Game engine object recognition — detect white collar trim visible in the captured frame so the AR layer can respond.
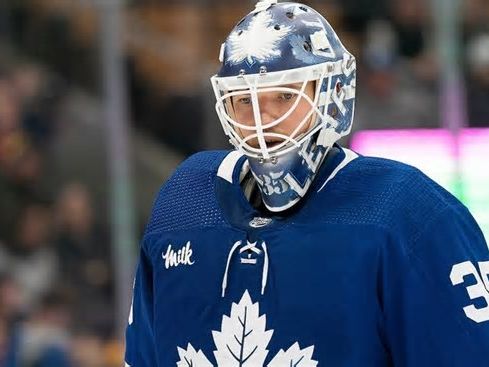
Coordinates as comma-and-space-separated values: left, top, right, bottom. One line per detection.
217, 151, 245, 183
317, 148, 358, 192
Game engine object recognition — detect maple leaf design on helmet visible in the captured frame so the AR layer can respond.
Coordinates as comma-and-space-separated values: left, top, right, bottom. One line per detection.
226, 11, 292, 66
177, 290, 318, 366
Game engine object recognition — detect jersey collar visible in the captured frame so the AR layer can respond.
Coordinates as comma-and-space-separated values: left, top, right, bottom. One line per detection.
215, 145, 358, 232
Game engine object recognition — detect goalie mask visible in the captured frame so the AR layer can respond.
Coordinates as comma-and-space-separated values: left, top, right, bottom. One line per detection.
211, 0, 356, 212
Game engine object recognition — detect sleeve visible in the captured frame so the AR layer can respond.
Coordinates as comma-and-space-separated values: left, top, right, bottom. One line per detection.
124, 240, 157, 367
382, 203, 489, 366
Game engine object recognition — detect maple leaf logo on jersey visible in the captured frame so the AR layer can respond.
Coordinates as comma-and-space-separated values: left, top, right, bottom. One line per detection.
177, 290, 318, 366
226, 11, 292, 67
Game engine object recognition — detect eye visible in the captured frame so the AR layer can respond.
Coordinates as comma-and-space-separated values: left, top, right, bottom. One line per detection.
236, 96, 251, 105
279, 93, 295, 101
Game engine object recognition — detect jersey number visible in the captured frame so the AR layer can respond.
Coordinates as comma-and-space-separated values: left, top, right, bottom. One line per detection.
450, 261, 489, 323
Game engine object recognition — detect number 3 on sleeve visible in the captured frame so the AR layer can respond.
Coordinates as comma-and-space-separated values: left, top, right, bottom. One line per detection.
450, 261, 489, 323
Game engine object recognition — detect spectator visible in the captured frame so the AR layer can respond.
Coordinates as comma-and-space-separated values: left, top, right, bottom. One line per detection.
17, 289, 73, 367
0, 203, 58, 313
463, 0, 489, 36
390, 0, 429, 60
466, 33, 489, 127
11, 65, 63, 150
0, 75, 48, 243
54, 183, 113, 338
354, 20, 438, 132
71, 330, 105, 367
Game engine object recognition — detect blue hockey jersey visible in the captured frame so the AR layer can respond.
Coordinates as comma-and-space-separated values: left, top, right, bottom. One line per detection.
125, 146, 489, 366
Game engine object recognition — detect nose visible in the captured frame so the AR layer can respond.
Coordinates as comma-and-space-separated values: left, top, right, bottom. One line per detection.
257, 96, 276, 126
259, 109, 274, 126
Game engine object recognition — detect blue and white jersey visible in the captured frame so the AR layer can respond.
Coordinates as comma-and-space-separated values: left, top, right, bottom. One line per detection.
125, 146, 489, 366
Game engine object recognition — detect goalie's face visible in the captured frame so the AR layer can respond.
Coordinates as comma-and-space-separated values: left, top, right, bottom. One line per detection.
229, 82, 316, 150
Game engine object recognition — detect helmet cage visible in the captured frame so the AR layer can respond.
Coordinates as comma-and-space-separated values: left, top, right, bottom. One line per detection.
211, 61, 343, 160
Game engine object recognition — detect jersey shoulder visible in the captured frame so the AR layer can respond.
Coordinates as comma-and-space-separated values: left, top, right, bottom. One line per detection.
311, 153, 466, 240
144, 150, 231, 236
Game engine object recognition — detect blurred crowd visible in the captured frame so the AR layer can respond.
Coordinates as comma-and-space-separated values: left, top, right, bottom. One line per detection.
0, 64, 119, 366
0, 0, 488, 366
352, 0, 489, 130
3, 0, 489, 156
126, 0, 489, 150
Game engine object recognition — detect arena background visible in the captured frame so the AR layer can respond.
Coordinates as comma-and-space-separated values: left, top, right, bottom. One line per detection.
0, 0, 488, 366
